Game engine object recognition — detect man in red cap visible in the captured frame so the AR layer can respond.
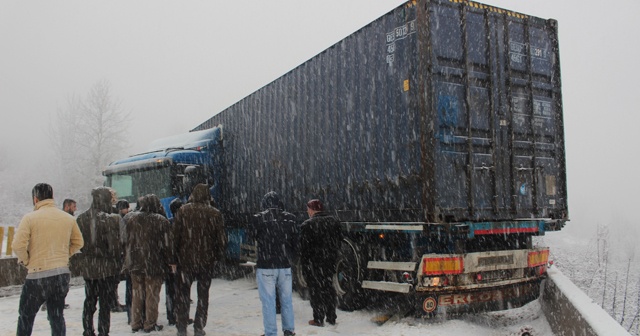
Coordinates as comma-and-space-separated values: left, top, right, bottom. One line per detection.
299, 199, 342, 327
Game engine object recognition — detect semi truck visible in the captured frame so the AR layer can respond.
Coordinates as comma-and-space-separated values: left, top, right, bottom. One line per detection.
104, 0, 567, 317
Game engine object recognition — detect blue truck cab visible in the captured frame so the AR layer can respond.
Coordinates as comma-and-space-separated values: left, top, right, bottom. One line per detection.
103, 127, 223, 216
102, 126, 242, 259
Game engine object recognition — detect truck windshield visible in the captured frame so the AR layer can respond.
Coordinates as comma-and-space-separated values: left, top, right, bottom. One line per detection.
105, 166, 172, 203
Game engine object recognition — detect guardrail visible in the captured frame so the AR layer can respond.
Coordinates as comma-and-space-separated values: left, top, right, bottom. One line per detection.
0, 226, 23, 288
541, 267, 631, 335
0, 226, 15, 257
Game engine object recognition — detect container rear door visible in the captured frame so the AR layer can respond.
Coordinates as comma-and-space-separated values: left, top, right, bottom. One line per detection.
426, 1, 566, 222
502, 14, 566, 221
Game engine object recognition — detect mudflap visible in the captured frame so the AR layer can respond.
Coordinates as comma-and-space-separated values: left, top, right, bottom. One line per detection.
414, 279, 543, 318
370, 292, 416, 325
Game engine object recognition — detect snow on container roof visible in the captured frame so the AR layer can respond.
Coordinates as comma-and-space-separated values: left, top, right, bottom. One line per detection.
146, 127, 219, 152
449, 0, 529, 19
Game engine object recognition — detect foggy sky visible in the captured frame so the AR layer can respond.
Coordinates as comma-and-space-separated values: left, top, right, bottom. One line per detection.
1, 1, 638, 237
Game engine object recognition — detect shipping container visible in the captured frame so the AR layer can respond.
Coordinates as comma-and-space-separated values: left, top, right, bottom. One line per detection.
194, 0, 567, 228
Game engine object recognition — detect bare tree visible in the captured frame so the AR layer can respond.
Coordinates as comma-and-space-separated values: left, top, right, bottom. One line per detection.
620, 258, 631, 325
603, 253, 609, 308
627, 278, 640, 332
49, 79, 130, 205
613, 271, 619, 319
598, 223, 610, 308
49, 94, 84, 199
597, 223, 610, 267
75, 79, 129, 186
0, 145, 8, 172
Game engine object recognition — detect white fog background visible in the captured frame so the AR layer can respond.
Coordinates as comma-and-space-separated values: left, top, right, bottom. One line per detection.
2, 0, 637, 238
0, 1, 637, 260
1, 0, 640, 333
1, 0, 638, 247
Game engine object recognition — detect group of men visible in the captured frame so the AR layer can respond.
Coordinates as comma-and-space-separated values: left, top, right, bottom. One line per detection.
11, 183, 227, 336
11, 183, 343, 336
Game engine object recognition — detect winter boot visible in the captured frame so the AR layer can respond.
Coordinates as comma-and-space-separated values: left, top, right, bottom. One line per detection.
143, 324, 163, 333
308, 319, 324, 327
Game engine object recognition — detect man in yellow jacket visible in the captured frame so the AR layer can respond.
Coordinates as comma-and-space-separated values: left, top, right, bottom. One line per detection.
12, 183, 84, 336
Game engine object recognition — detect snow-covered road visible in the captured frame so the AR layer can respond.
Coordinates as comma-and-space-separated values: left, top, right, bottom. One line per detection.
0, 275, 553, 336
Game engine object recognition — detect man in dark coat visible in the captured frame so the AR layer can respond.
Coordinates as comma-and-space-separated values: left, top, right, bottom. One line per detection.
123, 194, 172, 333
74, 187, 123, 336
165, 198, 184, 326
109, 200, 128, 314
299, 199, 342, 327
251, 191, 297, 336
173, 184, 226, 336
119, 201, 137, 324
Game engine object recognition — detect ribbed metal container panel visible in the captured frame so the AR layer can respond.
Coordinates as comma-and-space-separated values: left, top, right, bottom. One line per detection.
194, 0, 567, 225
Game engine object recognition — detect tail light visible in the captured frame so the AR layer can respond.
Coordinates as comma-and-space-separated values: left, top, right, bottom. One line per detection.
527, 249, 549, 268
423, 276, 450, 287
422, 256, 464, 275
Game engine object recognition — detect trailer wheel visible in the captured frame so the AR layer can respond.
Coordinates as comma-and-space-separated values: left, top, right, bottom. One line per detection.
335, 238, 367, 311
292, 257, 310, 300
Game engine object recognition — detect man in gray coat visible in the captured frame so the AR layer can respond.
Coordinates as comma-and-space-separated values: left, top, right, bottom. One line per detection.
124, 194, 172, 333
173, 184, 226, 336
74, 187, 122, 336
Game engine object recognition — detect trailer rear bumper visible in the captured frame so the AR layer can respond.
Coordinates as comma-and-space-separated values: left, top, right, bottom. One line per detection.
414, 278, 543, 317
362, 280, 412, 293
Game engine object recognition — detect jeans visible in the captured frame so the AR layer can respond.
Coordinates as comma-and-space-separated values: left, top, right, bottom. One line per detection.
82, 276, 117, 336
175, 271, 212, 333
256, 268, 294, 336
17, 273, 70, 336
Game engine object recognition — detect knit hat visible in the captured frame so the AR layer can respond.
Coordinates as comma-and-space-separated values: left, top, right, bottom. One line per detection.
116, 199, 130, 211
261, 191, 281, 210
306, 199, 324, 211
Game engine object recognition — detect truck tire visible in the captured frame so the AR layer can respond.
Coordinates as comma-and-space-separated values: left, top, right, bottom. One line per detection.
292, 257, 310, 300
335, 238, 367, 311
